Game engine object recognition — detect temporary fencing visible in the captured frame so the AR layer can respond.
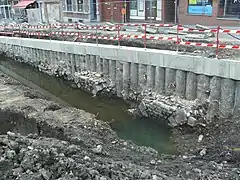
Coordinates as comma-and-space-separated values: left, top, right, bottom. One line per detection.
178, 27, 240, 34
0, 23, 239, 58
7, 30, 179, 41
0, 23, 174, 30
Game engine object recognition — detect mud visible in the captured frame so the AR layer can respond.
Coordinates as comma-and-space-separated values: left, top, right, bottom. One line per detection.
0, 69, 240, 179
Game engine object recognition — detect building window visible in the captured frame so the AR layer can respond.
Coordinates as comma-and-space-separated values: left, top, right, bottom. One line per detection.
66, 0, 73, 11
0, 5, 11, 19
0, 0, 9, 6
13, 0, 20, 14
218, 0, 240, 19
130, 0, 138, 16
77, 0, 83, 12
0, 0, 12, 20
188, 0, 213, 16
65, 0, 84, 12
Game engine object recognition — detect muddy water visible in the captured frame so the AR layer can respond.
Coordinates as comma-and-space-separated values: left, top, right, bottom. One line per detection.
0, 58, 175, 154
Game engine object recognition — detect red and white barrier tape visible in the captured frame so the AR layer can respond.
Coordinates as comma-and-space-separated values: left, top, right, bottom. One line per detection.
0, 24, 117, 30
178, 27, 240, 34
121, 34, 178, 41
18, 31, 178, 41
178, 41, 240, 49
0, 23, 174, 29
1, 23, 240, 34
76, 25, 116, 30
117, 23, 174, 27
0, 32, 13, 35
0, 30, 239, 49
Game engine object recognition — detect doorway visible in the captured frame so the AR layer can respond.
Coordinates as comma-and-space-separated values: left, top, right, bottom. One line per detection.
90, 0, 97, 21
164, 0, 175, 23
145, 0, 157, 21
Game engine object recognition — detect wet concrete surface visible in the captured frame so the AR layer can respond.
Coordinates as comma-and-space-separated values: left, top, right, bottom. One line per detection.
0, 58, 175, 154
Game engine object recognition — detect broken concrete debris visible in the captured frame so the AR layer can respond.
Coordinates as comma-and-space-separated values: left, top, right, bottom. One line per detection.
136, 93, 208, 128
0, 62, 239, 179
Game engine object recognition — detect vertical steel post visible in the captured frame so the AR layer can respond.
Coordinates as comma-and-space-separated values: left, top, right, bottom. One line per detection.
117, 24, 120, 46
11, 25, 13, 37
96, 25, 98, 46
61, 24, 64, 41
144, 24, 147, 49
216, 26, 220, 59
174, 0, 177, 24
223, 0, 227, 17
176, 23, 179, 53
27, 25, 30, 38
124, 0, 127, 23
49, 24, 52, 40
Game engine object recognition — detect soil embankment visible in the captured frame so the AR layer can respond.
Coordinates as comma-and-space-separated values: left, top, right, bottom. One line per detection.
0, 70, 240, 179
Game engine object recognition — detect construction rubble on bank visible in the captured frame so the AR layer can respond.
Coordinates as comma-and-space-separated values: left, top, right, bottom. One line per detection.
0, 69, 240, 180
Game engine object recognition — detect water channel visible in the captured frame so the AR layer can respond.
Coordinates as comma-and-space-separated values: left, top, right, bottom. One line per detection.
0, 58, 175, 154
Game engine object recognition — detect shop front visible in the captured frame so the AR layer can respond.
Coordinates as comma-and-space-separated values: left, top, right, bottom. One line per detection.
129, 0, 163, 21
179, 0, 240, 26
218, 0, 240, 19
99, 0, 175, 23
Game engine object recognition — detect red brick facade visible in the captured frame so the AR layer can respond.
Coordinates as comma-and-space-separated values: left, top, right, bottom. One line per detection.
99, 0, 175, 23
100, 0, 126, 23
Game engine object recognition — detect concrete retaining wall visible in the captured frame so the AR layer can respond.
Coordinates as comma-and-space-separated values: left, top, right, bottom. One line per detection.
0, 36, 239, 127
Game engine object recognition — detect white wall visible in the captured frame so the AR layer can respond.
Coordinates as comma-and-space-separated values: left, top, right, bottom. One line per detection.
46, 3, 60, 23
27, 8, 41, 24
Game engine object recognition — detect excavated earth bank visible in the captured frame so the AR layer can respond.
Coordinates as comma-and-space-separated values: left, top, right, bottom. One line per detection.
0, 69, 240, 179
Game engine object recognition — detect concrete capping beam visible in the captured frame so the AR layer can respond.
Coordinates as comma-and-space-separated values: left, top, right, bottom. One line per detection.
0, 36, 239, 80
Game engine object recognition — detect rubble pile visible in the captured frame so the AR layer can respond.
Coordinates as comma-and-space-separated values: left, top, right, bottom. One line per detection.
137, 93, 208, 127
73, 71, 115, 96
0, 132, 163, 180
0, 65, 240, 180
1, 129, 239, 180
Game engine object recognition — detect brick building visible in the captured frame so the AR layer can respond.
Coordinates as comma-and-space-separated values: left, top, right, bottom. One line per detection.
178, 0, 240, 26
62, 0, 100, 23
100, 0, 176, 23
100, 0, 125, 23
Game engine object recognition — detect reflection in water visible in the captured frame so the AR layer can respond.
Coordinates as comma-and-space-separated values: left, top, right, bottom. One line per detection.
0, 59, 175, 154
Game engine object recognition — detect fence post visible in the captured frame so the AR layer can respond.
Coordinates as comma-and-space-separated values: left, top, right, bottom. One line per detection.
77, 30, 81, 42
216, 25, 220, 59
96, 25, 98, 46
11, 25, 14, 37
49, 24, 52, 40
117, 24, 120, 46
176, 23, 180, 53
27, 25, 30, 38
61, 24, 64, 41
144, 24, 147, 49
